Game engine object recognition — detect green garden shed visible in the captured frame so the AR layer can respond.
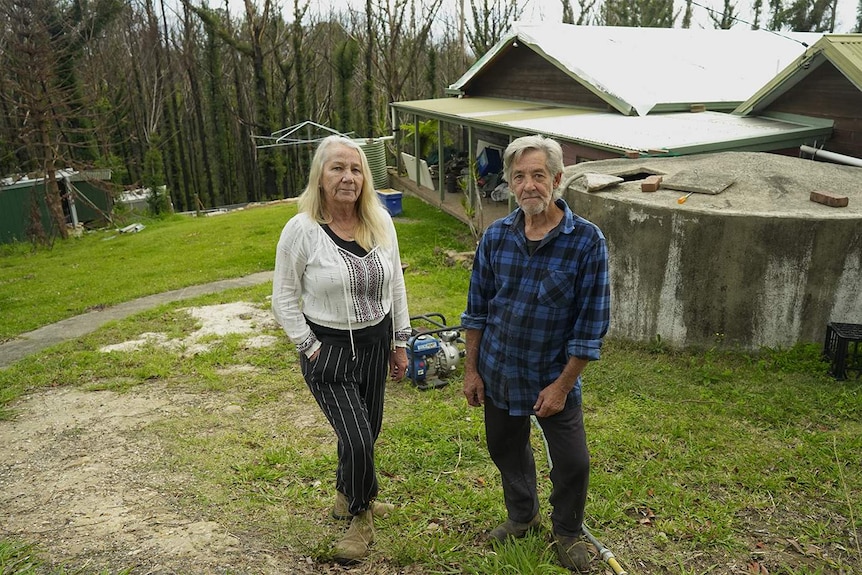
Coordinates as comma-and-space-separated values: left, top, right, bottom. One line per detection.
0, 169, 113, 244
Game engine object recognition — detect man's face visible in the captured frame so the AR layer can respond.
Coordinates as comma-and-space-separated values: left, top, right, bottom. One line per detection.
510, 149, 561, 216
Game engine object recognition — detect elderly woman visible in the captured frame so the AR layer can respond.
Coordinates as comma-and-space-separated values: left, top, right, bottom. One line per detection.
272, 135, 410, 563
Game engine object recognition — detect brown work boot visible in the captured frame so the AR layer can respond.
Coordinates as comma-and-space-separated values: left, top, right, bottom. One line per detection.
553, 531, 591, 573
332, 491, 395, 520
488, 514, 541, 543
333, 509, 375, 564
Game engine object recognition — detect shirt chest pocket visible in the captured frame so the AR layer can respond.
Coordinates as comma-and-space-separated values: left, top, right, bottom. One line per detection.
536, 269, 576, 309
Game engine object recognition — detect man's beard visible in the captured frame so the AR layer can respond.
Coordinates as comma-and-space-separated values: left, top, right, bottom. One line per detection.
519, 197, 549, 216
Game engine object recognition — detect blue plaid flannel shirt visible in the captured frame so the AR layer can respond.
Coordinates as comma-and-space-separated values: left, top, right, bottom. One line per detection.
461, 199, 610, 416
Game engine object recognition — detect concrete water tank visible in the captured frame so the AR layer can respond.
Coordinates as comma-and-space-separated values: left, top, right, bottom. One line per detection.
561, 151, 862, 351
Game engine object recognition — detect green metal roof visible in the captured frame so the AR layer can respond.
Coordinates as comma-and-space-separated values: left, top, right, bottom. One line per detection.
391, 97, 833, 156
735, 34, 862, 115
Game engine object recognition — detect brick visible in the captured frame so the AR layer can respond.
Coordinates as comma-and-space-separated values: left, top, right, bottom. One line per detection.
690, 103, 706, 113
810, 190, 849, 207
625, 150, 641, 159
641, 175, 662, 192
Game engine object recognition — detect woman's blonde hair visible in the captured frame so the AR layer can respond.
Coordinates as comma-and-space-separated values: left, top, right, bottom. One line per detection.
297, 135, 391, 250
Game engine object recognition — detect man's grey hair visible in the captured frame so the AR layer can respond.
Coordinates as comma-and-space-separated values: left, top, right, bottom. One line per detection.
503, 135, 564, 195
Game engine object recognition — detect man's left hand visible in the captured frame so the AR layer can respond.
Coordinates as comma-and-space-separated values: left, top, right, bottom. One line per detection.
533, 382, 568, 418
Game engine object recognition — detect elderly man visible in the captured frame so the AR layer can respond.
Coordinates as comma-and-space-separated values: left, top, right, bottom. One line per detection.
461, 135, 611, 572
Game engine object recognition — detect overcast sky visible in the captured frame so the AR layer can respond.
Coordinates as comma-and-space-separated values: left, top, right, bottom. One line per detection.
221, 0, 858, 34
296, 0, 859, 32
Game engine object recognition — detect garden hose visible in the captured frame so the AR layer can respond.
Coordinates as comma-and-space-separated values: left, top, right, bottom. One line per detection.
530, 415, 629, 575
581, 524, 628, 575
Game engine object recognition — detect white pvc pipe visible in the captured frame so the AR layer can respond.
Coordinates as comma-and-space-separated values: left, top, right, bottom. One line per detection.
800, 145, 862, 168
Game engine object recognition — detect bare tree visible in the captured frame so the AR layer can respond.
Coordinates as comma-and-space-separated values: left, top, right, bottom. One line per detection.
751, 0, 764, 27
562, 0, 576, 22
466, 0, 524, 58
0, 0, 122, 240
681, 0, 694, 26
774, 0, 836, 30
600, 0, 676, 26
709, 0, 740, 27
372, 0, 444, 131
561, 0, 595, 24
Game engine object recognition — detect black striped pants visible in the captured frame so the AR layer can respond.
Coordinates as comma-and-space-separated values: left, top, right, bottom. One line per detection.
300, 338, 389, 516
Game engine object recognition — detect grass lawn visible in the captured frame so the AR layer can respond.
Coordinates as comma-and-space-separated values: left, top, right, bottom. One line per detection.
0, 198, 859, 575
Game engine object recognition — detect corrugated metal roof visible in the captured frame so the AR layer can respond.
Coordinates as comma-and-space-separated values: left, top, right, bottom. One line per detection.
391, 97, 833, 155
449, 24, 821, 116
736, 34, 862, 115
0, 169, 112, 190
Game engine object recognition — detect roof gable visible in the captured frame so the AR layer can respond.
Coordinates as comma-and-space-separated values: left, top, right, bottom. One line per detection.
464, 44, 611, 111
735, 34, 862, 115
449, 24, 820, 116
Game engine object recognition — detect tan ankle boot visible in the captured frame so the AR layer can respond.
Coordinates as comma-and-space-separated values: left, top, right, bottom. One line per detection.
332, 491, 395, 520
334, 509, 374, 563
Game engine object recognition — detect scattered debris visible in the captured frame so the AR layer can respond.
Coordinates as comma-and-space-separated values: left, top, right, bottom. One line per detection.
442, 249, 475, 268
99, 302, 278, 355
662, 170, 735, 195
119, 223, 145, 234
641, 175, 663, 192
810, 190, 849, 207
567, 172, 624, 193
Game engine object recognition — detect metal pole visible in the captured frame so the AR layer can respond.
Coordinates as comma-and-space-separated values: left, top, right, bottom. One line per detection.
800, 144, 862, 168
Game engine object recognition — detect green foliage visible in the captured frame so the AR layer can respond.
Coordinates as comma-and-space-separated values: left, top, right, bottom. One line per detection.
601, 0, 676, 26
775, 0, 836, 30
400, 119, 446, 160
334, 38, 360, 134
0, 539, 38, 573
142, 141, 170, 216
0, 538, 133, 574
94, 153, 129, 187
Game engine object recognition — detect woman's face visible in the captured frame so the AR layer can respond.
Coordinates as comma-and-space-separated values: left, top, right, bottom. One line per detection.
321, 145, 364, 209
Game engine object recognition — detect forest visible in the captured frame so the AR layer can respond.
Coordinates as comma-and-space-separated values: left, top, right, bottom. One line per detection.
1, 0, 860, 241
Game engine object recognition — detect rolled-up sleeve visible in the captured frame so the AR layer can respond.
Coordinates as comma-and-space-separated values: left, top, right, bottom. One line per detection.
460, 233, 495, 331
567, 235, 610, 361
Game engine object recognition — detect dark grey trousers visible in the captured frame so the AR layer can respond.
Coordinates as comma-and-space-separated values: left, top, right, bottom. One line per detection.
484, 400, 590, 536
300, 339, 389, 516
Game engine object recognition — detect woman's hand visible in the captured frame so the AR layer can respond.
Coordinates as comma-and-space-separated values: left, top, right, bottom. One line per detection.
389, 347, 408, 380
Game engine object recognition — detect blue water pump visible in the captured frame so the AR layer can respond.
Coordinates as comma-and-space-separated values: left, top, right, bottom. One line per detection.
405, 313, 465, 391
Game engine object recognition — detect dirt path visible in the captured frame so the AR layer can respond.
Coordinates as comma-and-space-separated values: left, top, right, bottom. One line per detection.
0, 384, 299, 573
0, 300, 394, 574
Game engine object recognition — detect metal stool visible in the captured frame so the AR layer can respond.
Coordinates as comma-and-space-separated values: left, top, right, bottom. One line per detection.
823, 322, 862, 380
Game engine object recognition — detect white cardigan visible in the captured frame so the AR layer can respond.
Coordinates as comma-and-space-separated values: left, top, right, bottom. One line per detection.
271, 212, 411, 357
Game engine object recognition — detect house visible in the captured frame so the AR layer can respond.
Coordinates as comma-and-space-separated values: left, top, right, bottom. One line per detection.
447, 24, 821, 116
391, 24, 830, 199
735, 34, 862, 162
388, 25, 862, 350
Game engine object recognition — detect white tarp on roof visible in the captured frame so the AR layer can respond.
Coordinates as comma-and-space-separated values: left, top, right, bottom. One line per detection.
450, 24, 821, 116
504, 110, 820, 152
